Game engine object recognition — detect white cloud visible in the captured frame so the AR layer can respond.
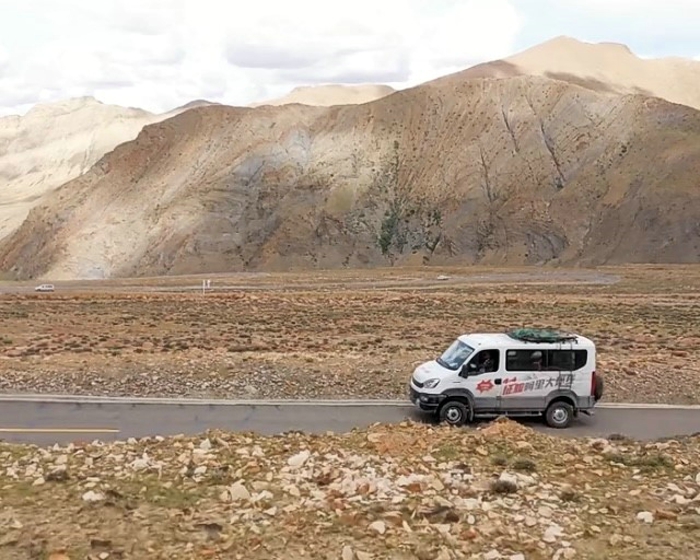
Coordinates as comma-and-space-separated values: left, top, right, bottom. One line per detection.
0, 45, 8, 69
0, 0, 523, 116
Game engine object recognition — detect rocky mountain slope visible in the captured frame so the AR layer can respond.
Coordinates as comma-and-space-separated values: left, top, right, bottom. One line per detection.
0, 87, 388, 248
0, 97, 187, 242
461, 36, 700, 110
1, 68, 699, 280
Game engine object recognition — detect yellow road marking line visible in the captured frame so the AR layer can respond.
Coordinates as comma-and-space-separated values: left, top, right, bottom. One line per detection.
0, 428, 120, 434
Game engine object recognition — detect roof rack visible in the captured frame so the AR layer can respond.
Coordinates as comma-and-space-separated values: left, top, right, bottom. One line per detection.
506, 327, 578, 344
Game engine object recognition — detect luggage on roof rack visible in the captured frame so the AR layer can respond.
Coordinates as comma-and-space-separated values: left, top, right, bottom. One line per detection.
506, 327, 578, 343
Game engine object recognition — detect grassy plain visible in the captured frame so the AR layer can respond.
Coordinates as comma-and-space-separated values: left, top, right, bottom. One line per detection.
0, 265, 698, 404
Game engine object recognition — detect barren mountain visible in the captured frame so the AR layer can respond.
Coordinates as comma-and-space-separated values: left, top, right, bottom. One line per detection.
460, 36, 700, 111
1, 71, 699, 280
250, 84, 396, 107
0, 96, 184, 241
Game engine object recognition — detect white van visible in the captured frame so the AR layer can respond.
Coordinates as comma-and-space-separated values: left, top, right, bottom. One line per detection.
408, 328, 603, 429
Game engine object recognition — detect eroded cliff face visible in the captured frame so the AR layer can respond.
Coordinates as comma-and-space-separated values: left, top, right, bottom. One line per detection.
1, 75, 699, 280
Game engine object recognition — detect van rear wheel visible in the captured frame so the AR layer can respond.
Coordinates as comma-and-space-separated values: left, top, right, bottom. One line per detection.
438, 400, 470, 427
545, 401, 574, 429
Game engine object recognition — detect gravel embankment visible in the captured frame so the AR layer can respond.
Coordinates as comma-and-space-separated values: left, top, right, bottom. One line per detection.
2, 418, 700, 559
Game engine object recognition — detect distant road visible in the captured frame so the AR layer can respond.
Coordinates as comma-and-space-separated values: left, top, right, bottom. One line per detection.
0, 395, 699, 446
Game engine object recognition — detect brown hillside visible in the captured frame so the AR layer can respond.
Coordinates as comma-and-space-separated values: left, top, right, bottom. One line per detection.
1, 75, 699, 280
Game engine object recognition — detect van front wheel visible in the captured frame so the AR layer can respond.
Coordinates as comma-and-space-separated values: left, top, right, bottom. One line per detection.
545, 401, 574, 429
438, 400, 470, 427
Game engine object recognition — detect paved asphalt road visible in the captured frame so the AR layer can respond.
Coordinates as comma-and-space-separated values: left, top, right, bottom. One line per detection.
1, 396, 700, 445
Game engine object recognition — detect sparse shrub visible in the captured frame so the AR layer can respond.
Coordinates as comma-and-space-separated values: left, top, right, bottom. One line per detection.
490, 479, 517, 495
512, 458, 537, 472
560, 488, 580, 502
491, 455, 508, 466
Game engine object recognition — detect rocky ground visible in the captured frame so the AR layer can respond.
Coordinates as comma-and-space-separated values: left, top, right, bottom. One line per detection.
1, 417, 699, 559
0, 267, 699, 404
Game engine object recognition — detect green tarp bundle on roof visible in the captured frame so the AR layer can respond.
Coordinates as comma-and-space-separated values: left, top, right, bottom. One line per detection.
507, 327, 577, 343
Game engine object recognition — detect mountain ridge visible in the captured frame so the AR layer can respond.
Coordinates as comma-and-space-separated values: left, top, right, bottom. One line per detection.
1, 72, 699, 280
2, 36, 700, 280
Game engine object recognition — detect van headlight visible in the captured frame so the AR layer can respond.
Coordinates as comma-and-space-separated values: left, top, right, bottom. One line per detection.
423, 378, 440, 389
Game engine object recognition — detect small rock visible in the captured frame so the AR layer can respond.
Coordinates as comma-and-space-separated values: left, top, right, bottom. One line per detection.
509, 555, 525, 560
199, 438, 212, 451
553, 549, 577, 560
499, 472, 518, 487
369, 520, 386, 535
636, 511, 654, 523
341, 545, 354, 560
228, 482, 251, 502
82, 490, 105, 502
484, 550, 501, 560
609, 534, 623, 546
355, 552, 372, 560
538, 505, 553, 518
46, 466, 69, 482
32, 477, 46, 486
655, 509, 678, 520
431, 477, 445, 491
543, 524, 563, 543
287, 450, 311, 468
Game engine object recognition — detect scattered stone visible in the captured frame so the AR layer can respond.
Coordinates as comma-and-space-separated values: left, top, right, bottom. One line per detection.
82, 490, 105, 502
287, 450, 310, 468
227, 482, 251, 502
0, 415, 696, 559
543, 524, 563, 543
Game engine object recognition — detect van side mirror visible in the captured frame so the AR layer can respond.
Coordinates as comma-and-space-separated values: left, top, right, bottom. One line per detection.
461, 362, 476, 377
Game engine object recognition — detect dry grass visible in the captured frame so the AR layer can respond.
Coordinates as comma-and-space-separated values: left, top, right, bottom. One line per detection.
0, 265, 698, 403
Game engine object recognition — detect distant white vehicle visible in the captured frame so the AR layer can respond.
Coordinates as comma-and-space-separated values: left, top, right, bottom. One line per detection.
409, 327, 604, 429
34, 283, 55, 292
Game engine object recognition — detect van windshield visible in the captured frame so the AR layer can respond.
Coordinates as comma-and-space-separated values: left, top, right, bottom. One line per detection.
437, 339, 475, 371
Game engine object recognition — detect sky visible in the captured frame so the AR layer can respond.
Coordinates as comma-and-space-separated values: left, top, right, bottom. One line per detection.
0, 0, 699, 116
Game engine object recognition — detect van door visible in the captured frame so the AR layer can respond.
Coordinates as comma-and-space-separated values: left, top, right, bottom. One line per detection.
501, 348, 559, 410
461, 349, 501, 413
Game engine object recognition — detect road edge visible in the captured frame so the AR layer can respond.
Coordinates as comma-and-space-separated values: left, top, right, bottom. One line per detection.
1, 393, 700, 409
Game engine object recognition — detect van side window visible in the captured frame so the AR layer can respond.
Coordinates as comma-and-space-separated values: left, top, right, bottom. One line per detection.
548, 350, 588, 371
506, 350, 543, 371
466, 349, 500, 374
506, 349, 588, 371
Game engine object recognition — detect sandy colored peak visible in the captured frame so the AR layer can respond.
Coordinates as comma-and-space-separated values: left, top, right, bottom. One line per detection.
503, 36, 700, 109
250, 83, 396, 107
